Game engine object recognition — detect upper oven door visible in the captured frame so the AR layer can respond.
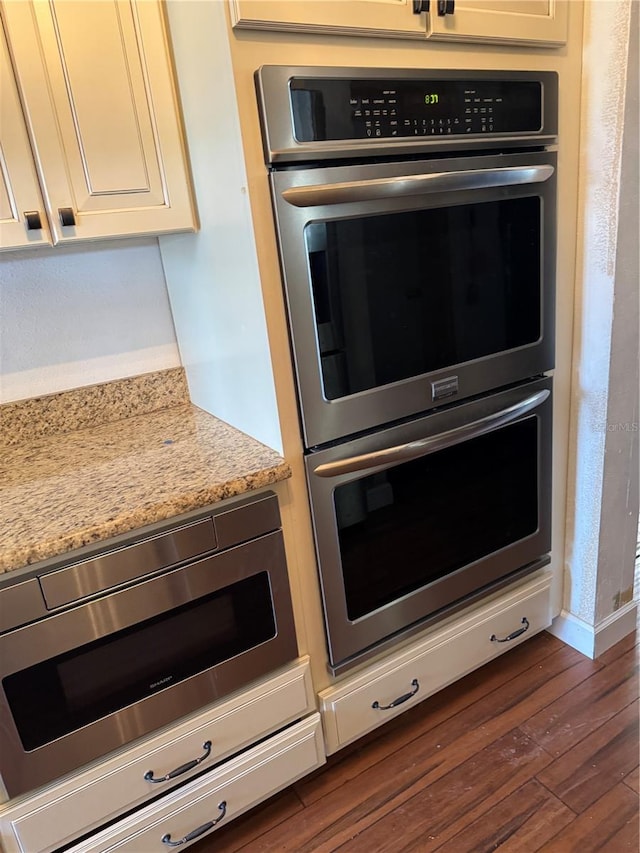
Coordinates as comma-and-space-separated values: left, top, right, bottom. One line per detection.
271, 149, 556, 448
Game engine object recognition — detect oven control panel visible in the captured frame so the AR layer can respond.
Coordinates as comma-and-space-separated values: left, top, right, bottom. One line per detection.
290, 78, 543, 141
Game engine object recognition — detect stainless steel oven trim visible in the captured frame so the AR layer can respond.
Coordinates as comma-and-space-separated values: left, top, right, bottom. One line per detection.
329, 556, 551, 677
256, 66, 558, 164
39, 517, 218, 610
304, 377, 553, 670
272, 150, 556, 449
0, 531, 298, 798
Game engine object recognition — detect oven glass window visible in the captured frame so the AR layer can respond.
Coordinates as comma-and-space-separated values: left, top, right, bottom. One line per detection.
306, 197, 540, 400
4, 573, 276, 750
335, 417, 538, 621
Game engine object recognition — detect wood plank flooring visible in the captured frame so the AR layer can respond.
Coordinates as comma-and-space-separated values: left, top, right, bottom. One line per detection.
190, 624, 639, 852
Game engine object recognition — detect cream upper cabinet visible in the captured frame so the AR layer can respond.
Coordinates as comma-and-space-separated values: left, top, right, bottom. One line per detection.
0, 18, 51, 250
1, 0, 196, 247
229, 0, 427, 39
230, 0, 568, 45
427, 0, 569, 47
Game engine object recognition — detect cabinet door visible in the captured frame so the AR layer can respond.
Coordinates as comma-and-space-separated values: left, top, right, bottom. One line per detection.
230, 0, 428, 39
0, 17, 51, 250
1, 0, 196, 245
427, 0, 568, 46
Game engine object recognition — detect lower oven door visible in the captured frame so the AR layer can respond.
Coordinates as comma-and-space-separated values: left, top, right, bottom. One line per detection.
305, 377, 552, 673
0, 531, 297, 798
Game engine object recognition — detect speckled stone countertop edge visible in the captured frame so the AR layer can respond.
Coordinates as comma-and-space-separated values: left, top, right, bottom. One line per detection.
2, 460, 291, 575
1, 374, 291, 574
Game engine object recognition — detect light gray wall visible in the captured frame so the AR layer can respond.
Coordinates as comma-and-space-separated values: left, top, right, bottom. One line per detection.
0, 238, 180, 403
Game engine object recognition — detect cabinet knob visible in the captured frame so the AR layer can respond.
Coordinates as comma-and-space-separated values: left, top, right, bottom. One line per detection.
58, 207, 76, 227
437, 0, 455, 14
412, 0, 430, 13
24, 211, 43, 231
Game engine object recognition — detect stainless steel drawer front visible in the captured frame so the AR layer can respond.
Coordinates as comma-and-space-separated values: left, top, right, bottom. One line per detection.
39, 518, 217, 609
0, 491, 298, 798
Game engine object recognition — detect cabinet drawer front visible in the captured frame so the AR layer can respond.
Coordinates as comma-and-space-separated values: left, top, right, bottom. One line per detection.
1, 659, 314, 853
320, 573, 552, 753
64, 714, 324, 853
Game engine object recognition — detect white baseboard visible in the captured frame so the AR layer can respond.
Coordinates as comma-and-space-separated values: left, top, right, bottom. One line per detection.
548, 600, 638, 658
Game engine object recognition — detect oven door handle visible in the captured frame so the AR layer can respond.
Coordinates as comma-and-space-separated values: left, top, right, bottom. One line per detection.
281, 165, 555, 207
312, 389, 549, 478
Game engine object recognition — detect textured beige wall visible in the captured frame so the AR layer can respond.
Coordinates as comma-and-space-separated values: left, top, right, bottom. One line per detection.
561, 0, 637, 648
0, 239, 179, 403
598, 0, 639, 621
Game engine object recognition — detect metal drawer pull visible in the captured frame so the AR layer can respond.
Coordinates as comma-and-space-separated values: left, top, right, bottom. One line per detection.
490, 617, 530, 643
24, 211, 42, 230
144, 740, 212, 783
372, 678, 420, 710
161, 801, 227, 846
58, 207, 76, 227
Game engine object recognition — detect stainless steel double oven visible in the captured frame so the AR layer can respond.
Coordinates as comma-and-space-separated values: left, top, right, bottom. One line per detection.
256, 66, 557, 673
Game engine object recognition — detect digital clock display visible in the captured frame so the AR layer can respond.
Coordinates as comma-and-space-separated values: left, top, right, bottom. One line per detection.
403, 87, 450, 117
289, 77, 543, 141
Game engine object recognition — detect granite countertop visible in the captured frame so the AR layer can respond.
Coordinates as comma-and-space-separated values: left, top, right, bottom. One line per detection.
0, 369, 291, 574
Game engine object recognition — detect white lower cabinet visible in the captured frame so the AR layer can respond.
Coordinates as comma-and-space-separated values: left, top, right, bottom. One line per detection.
0, 658, 319, 853
64, 714, 324, 853
319, 571, 552, 754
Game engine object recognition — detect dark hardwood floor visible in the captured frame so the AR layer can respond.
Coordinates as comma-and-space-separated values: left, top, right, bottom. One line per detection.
190, 620, 639, 852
